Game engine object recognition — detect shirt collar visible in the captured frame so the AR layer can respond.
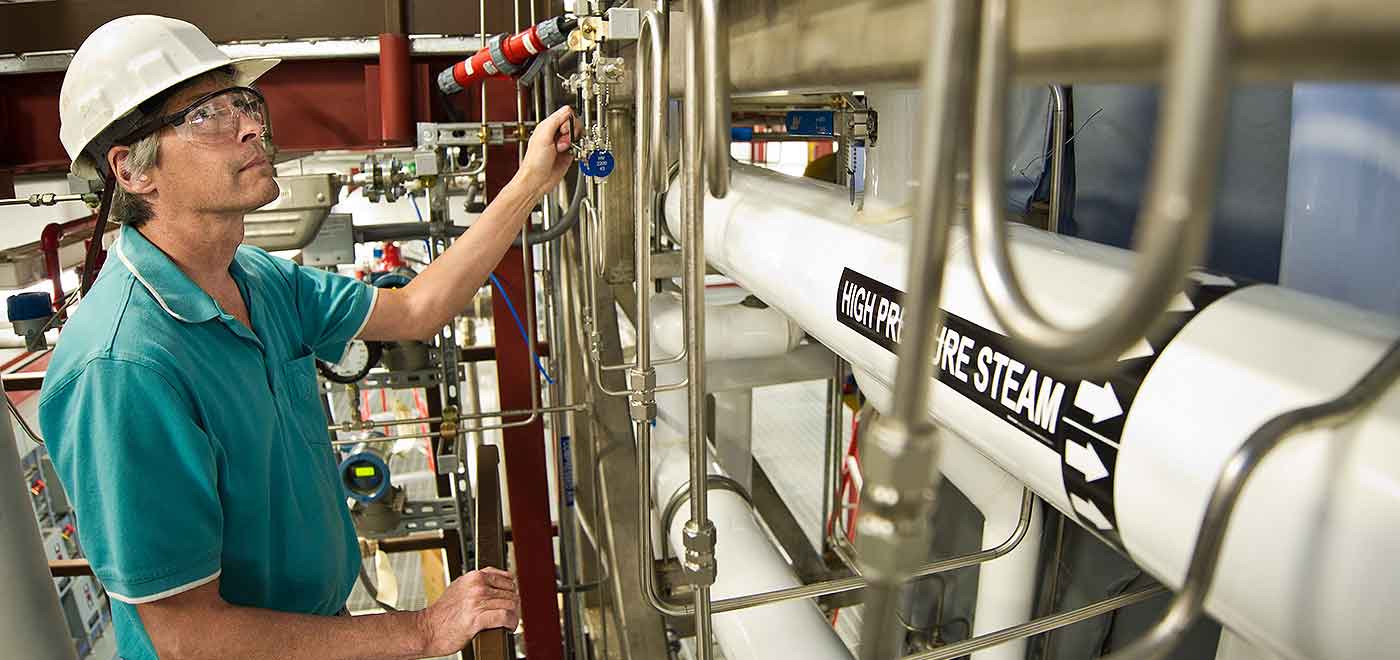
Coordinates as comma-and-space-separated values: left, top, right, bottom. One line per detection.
111, 224, 224, 324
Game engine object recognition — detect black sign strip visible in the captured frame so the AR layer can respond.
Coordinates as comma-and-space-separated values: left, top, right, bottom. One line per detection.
834, 267, 1250, 549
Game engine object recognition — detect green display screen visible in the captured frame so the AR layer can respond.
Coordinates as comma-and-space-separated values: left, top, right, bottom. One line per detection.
354, 466, 377, 478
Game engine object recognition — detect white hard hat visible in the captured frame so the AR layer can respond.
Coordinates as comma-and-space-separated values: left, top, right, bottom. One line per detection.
59, 15, 280, 180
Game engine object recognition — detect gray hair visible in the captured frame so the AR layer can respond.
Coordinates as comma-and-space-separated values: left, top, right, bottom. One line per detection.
108, 67, 239, 228
110, 131, 161, 227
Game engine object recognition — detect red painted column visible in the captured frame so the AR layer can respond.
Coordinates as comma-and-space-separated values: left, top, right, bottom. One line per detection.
489, 246, 563, 659
377, 32, 413, 146
485, 78, 564, 660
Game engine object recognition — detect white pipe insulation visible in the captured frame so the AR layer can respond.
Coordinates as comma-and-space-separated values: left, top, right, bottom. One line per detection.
861, 408, 1044, 660
648, 290, 852, 660
664, 162, 1400, 660
652, 289, 1040, 659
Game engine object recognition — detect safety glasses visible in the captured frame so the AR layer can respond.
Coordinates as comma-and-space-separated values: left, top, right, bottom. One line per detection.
141, 86, 273, 147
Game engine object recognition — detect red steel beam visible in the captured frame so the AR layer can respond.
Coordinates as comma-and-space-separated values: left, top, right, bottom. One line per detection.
484, 75, 563, 660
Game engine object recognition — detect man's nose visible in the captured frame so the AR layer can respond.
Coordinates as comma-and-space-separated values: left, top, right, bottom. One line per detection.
237, 111, 263, 145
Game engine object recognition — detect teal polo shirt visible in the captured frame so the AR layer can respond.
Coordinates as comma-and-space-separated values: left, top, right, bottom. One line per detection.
38, 224, 378, 660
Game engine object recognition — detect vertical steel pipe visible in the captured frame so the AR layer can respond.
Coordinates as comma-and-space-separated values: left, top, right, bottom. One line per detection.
1047, 84, 1068, 234
857, 1, 979, 657
683, 2, 716, 656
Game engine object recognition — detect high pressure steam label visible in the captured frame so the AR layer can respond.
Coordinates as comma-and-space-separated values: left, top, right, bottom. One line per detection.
835, 267, 1244, 546
836, 268, 905, 351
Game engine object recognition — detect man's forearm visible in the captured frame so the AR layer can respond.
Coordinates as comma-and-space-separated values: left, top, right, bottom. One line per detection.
154, 603, 428, 660
400, 171, 544, 338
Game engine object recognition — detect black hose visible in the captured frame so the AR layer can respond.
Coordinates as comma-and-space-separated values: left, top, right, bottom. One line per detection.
513, 168, 585, 247
352, 169, 584, 246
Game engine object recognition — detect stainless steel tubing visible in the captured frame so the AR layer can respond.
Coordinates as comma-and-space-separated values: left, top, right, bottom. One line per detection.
904, 585, 1169, 660
638, 484, 1034, 617
858, 0, 977, 657
0, 193, 97, 207
698, 0, 730, 199
967, 0, 1231, 374
1047, 84, 1068, 234
1100, 339, 1400, 660
822, 358, 846, 550
329, 416, 445, 431
632, 6, 667, 413
576, 71, 686, 380
682, 1, 716, 653
583, 7, 687, 395
658, 475, 752, 561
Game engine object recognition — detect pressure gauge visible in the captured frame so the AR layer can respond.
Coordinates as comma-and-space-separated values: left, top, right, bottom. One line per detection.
317, 339, 383, 384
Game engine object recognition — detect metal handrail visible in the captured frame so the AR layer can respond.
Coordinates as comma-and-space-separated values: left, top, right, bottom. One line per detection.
1100, 339, 1400, 660
966, 0, 1231, 374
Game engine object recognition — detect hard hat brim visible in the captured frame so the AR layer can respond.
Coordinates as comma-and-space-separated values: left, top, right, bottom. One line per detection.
69, 56, 282, 180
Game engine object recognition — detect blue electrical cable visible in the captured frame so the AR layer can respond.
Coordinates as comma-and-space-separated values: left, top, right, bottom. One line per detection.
488, 272, 556, 385
413, 194, 552, 384
409, 195, 433, 254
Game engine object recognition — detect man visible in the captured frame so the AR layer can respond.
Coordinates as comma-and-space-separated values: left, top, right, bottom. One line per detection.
38, 15, 576, 660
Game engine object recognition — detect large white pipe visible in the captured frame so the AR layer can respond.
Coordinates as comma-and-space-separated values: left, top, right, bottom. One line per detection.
650, 290, 804, 362
860, 399, 1042, 660
665, 162, 1400, 660
648, 292, 852, 660
650, 432, 852, 659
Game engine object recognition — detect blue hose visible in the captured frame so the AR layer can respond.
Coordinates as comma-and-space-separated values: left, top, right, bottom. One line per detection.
488, 272, 555, 385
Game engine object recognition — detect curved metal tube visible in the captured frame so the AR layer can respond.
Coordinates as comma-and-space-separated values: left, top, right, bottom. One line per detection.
582, 8, 686, 395
658, 475, 752, 560
635, 463, 1035, 617
698, 0, 730, 198
968, 0, 1231, 373
1100, 338, 1400, 660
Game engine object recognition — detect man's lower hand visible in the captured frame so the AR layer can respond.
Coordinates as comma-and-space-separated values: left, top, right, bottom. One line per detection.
414, 568, 521, 656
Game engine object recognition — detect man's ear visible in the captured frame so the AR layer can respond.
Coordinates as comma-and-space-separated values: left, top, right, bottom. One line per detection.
107, 145, 156, 195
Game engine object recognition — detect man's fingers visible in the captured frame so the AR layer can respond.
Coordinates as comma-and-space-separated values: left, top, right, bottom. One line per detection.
478, 568, 516, 588
469, 585, 518, 602
477, 569, 517, 588
472, 598, 520, 616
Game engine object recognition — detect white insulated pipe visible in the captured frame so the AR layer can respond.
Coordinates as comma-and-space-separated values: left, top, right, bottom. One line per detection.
651, 432, 852, 660
650, 290, 804, 362
664, 163, 1400, 660
860, 404, 1042, 660
648, 292, 851, 660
